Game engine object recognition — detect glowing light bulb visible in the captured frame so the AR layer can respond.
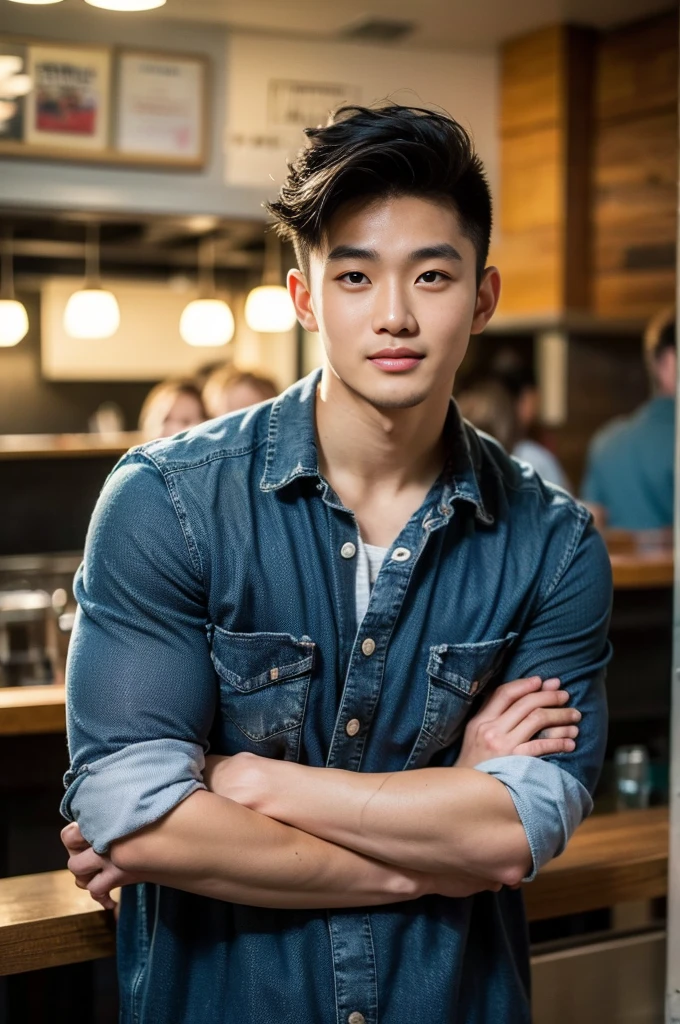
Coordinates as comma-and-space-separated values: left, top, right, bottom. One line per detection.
179, 299, 234, 347
63, 288, 120, 340
244, 285, 296, 333
84, 0, 166, 9
0, 299, 29, 347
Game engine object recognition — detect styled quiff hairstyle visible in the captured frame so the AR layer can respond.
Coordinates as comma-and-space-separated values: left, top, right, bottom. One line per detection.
267, 103, 492, 282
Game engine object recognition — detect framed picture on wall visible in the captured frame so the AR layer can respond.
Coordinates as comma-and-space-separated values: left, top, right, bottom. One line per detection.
115, 50, 208, 167
24, 42, 111, 151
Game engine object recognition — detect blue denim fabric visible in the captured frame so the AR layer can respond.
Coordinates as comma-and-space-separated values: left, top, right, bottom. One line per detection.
62, 369, 611, 1024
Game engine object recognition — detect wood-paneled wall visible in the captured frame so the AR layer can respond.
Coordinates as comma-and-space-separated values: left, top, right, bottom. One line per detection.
492, 26, 595, 315
593, 11, 678, 319
494, 11, 677, 319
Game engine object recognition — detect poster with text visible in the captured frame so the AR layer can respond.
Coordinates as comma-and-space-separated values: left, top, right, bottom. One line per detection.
116, 52, 206, 165
25, 44, 110, 150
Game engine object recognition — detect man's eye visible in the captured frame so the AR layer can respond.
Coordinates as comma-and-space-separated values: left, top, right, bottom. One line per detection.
418, 270, 447, 284
341, 272, 368, 285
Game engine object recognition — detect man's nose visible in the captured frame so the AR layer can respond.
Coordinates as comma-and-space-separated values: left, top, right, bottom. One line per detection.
371, 282, 417, 335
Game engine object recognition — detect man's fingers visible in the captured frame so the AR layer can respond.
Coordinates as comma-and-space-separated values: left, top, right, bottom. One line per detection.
61, 822, 91, 854
506, 705, 580, 746
515, 737, 576, 757
68, 847, 107, 878
476, 676, 543, 719
494, 689, 573, 734
539, 725, 579, 740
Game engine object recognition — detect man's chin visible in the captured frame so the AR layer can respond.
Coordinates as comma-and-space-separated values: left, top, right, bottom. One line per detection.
354, 381, 432, 411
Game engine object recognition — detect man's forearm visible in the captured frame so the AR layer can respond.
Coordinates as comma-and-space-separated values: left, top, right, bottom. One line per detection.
220, 759, 531, 886
109, 789, 432, 909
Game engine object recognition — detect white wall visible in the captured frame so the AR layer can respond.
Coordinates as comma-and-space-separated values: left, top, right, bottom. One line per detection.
0, 8, 498, 220
225, 33, 498, 207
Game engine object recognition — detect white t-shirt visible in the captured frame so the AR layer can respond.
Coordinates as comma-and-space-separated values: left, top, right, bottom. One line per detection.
355, 536, 388, 625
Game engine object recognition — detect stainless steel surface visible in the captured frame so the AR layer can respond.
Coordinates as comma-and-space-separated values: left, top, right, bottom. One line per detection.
0, 553, 80, 687
0, 588, 56, 686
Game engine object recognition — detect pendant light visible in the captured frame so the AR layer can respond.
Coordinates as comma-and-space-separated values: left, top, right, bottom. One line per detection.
179, 237, 234, 348
7, 1, 66, 5
0, 228, 29, 348
84, 0, 166, 9
63, 223, 120, 340
244, 229, 296, 334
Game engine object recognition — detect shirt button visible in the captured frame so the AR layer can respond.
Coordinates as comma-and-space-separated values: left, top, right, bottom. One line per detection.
348, 1014, 366, 1024
345, 718, 361, 737
361, 637, 376, 656
391, 546, 411, 562
341, 542, 357, 559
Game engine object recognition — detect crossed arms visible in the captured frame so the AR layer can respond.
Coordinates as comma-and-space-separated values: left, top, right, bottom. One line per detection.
61, 457, 611, 912
64, 677, 581, 909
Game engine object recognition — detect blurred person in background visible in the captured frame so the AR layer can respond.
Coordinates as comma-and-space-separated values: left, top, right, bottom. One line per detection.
139, 379, 207, 440
457, 379, 518, 452
203, 365, 278, 416
490, 357, 570, 490
581, 310, 676, 530
459, 377, 570, 490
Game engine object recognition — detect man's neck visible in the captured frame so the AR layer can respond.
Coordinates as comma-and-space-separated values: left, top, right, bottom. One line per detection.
314, 367, 451, 545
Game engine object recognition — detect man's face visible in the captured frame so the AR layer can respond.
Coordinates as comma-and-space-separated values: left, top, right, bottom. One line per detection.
289, 194, 499, 410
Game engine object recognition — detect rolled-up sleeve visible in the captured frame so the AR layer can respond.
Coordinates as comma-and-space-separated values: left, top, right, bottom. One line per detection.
60, 450, 217, 854
475, 513, 612, 879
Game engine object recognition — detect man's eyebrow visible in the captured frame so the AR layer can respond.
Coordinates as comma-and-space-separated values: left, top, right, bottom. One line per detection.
326, 245, 379, 262
409, 244, 463, 262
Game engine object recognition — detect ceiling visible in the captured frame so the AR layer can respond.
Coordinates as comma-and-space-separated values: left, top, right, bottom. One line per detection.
157, 0, 671, 49
2, 210, 267, 284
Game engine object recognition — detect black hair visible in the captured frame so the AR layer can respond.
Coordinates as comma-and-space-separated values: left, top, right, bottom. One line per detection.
266, 103, 492, 283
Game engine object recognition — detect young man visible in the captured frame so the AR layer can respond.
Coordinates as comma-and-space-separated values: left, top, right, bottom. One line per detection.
62, 105, 611, 1023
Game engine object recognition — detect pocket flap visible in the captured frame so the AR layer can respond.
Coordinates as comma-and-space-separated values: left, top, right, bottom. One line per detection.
211, 627, 316, 693
427, 632, 518, 696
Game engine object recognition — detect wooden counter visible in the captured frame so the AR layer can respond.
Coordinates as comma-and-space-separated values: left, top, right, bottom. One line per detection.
0, 808, 668, 975
0, 684, 66, 736
524, 806, 668, 921
0, 870, 116, 975
610, 552, 673, 590
0, 432, 143, 461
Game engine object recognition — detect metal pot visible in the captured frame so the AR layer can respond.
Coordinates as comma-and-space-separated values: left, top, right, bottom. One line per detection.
0, 589, 57, 686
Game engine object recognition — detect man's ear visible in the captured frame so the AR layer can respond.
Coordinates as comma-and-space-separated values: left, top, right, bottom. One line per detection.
288, 269, 319, 333
470, 267, 501, 335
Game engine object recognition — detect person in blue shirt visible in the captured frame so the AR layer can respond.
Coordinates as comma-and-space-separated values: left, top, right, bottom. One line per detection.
61, 105, 610, 1024
582, 310, 675, 530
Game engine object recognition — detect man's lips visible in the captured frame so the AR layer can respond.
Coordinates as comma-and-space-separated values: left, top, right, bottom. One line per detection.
368, 348, 424, 372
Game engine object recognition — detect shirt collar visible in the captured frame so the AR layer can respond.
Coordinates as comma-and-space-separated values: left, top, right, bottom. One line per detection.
260, 368, 493, 524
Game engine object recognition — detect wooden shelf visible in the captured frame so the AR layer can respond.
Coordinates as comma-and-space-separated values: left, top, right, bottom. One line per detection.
524, 806, 668, 921
0, 432, 143, 460
0, 685, 66, 736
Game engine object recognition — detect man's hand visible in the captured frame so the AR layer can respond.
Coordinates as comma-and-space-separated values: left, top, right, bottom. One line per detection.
61, 821, 137, 912
455, 676, 580, 769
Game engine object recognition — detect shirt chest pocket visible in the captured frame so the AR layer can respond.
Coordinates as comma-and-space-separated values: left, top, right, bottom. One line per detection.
406, 633, 518, 769
209, 627, 316, 761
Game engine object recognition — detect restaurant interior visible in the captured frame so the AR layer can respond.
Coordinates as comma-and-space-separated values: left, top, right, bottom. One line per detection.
0, 0, 677, 1020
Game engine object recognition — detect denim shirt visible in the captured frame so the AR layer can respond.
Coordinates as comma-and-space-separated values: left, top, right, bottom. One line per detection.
62, 370, 611, 1024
